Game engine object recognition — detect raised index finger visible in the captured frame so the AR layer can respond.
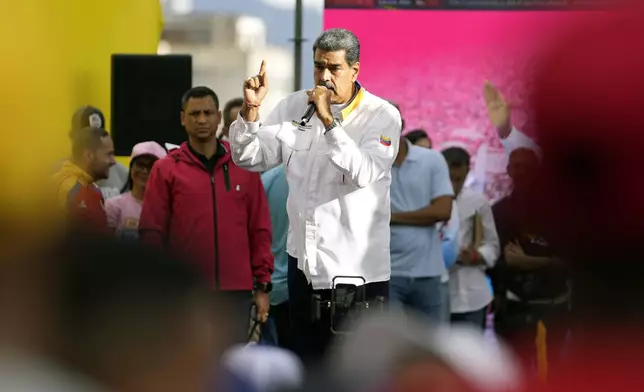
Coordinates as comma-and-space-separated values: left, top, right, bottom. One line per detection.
258, 60, 266, 76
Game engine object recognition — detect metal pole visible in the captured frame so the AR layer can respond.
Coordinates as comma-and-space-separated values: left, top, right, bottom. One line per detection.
293, 0, 304, 92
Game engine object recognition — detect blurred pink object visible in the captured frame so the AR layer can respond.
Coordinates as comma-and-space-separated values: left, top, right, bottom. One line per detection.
130, 141, 167, 160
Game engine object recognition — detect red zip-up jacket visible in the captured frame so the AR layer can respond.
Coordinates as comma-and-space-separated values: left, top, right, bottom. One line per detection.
139, 141, 273, 290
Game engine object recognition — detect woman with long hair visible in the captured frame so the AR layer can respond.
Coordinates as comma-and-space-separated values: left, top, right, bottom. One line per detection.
105, 141, 166, 241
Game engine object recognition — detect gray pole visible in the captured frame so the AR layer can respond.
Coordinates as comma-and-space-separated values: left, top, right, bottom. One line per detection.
292, 0, 304, 92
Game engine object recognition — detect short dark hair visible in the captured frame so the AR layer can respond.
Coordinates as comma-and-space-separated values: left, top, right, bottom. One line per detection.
181, 86, 220, 111
509, 147, 540, 162
223, 97, 244, 128
313, 28, 360, 66
405, 129, 430, 145
71, 127, 109, 158
442, 147, 471, 168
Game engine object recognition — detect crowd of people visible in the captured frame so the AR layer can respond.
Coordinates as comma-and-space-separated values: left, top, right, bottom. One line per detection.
49, 27, 559, 391
37, 13, 644, 392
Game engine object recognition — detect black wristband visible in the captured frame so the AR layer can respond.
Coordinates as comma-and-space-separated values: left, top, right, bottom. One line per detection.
254, 282, 272, 293
325, 118, 341, 134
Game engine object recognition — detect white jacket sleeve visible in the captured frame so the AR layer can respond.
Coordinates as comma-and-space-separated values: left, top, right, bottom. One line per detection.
500, 126, 542, 157
323, 103, 402, 188
476, 198, 500, 268
228, 100, 286, 173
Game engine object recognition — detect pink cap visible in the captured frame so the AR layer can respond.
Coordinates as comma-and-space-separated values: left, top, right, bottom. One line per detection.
130, 141, 167, 160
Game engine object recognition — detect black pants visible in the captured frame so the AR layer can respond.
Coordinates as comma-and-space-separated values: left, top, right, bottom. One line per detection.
494, 298, 570, 371
270, 301, 292, 350
287, 255, 389, 367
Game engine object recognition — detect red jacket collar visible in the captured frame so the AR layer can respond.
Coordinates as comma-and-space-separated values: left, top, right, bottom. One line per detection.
171, 140, 231, 169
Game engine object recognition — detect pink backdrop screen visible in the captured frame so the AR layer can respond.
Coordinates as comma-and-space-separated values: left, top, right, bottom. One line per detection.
324, 9, 594, 200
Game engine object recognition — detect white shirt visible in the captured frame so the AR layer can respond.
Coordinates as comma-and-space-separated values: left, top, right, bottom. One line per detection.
500, 126, 541, 157
449, 188, 500, 313
229, 86, 402, 289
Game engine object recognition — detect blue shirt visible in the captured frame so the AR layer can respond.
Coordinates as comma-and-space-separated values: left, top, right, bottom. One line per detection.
261, 165, 289, 306
390, 141, 454, 277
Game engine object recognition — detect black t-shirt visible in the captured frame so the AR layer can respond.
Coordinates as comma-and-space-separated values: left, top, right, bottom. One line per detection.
491, 195, 569, 301
188, 142, 225, 172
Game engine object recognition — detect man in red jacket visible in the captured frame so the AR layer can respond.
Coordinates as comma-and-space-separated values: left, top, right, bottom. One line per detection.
139, 86, 274, 344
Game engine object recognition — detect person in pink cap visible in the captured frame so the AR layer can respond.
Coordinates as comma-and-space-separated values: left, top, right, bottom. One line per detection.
105, 141, 167, 241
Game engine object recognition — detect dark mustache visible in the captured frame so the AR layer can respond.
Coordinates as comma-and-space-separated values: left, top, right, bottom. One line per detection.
318, 81, 334, 90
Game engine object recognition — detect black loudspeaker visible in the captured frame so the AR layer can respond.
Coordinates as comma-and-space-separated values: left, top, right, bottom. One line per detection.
111, 54, 192, 156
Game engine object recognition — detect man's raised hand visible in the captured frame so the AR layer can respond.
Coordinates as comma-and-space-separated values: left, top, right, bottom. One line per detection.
483, 81, 511, 137
243, 60, 268, 107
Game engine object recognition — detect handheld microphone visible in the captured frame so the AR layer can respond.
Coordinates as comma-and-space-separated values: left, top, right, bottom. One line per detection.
300, 82, 333, 126
300, 103, 316, 126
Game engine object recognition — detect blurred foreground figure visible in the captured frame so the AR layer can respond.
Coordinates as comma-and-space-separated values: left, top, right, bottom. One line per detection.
323, 312, 522, 392
527, 4, 644, 390
219, 344, 304, 392
56, 231, 215, 392
0, 230, 101, 392
0, 229, 217, 392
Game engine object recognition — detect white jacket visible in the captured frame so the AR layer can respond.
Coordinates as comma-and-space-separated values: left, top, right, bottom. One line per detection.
229, 85, 401, 289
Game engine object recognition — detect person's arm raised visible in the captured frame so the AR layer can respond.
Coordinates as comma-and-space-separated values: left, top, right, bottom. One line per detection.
239, 60, 267, 123
483, 81, 512, 139
229, 60, 283, 172
483, 81, 541, 156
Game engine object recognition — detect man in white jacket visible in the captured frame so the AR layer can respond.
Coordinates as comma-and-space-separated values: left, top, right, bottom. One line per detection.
229, 28, 401, 365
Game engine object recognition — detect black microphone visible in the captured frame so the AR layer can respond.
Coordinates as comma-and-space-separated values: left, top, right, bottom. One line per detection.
300, 82, 333, 126
300, 103, 316, 126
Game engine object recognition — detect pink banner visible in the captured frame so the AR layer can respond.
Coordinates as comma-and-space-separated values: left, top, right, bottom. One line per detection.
324, 9, 600, 200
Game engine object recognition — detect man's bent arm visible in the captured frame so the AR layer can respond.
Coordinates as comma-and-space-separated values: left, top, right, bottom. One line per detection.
228, 101, 286, 173
505, 252, 557, 270
324, 103, 402, 188
391, 150, 454, 226
391, 195, 453, 226
139, 164, 171, 248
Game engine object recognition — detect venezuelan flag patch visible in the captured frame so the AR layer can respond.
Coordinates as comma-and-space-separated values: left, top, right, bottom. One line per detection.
379, 135, 392, 146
